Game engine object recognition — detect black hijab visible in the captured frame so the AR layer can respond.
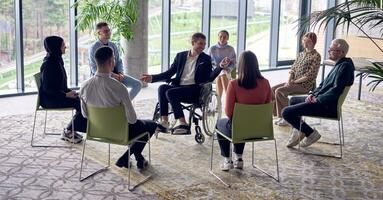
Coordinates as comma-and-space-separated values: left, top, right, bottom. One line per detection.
43, 36, 64, 66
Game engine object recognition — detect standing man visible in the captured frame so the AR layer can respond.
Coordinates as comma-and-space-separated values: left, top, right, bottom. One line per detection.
80, 46, 157, 170
282, 38, 354, 148
88, 22, 142, 100
141, 33, 229, 135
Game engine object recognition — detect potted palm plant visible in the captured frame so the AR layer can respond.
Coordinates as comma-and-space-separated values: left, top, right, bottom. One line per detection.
299, 0, 383, 91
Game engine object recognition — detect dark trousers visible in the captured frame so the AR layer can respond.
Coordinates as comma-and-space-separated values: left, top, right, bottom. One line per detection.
158, 84, 200, 119
119, 119, 157, 161
282, 96, 336, 136
216, 118, 245, 157
41, 97, 87, 133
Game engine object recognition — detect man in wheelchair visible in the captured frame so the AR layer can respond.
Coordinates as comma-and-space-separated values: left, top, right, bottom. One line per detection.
141, 33, 229, 135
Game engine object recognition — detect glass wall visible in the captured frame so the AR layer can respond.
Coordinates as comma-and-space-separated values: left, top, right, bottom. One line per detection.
148, 0, 162, 74
278, 0, 299, 61
169, 0, 202, 63
311, 0, 328, 61
209, 0, 238, 52
0, 0, 16, 94
22, 0, 70, 91
246, 0, 272, 69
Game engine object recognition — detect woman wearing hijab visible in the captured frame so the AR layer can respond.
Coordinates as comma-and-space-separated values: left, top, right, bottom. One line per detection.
39, 36, 86, 143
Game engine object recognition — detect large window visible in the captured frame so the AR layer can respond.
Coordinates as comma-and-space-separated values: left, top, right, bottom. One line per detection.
278, 0, 299, 61
77, 30, 95, 85
22, 0, 70, 91
209, 0, 238, 52
246, 0, 272, 69
169, 0, 202, 63
311, 0, 328, 61
148, 0, 162, 74
0, 0, 16, 94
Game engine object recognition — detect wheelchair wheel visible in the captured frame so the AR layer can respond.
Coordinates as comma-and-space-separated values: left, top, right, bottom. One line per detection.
194, 126, 205, 144
202, 92, 221, 136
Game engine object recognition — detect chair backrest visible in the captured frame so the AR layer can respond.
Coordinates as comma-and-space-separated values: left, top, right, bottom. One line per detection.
33, 72, 41, 110
336, 86, 351, 119
231, 102, 274, 143
86, 104, 129, 145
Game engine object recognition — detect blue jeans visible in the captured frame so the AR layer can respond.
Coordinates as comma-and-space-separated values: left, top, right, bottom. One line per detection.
282, 96, 336, 136
216, 118, 245, 157
121, 75, 142, 100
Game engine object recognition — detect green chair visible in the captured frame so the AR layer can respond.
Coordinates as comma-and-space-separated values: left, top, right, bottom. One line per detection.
79, 104, 151, 191
298, 86, 351, 158
209, 102, 280, 187
31, 72, 74, 147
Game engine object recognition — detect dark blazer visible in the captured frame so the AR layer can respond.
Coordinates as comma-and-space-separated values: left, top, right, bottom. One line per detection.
151, 51, 222, 86
39, 59, 71, 107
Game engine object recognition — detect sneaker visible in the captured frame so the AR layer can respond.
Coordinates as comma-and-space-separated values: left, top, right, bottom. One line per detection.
234, 158, 244, 169
63, 129, 83, 138
137, 159, 149, 170
300, 129, 321, 147
172, 124, 190, 135
220, 160, 234, 171
61, 130, 82, 144
286, 129, 305, 148
157, 121, 170, 133
275, 119, 289, 126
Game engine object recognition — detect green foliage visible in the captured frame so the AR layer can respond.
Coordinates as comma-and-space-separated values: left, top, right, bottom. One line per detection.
73, 0, 138, 40
299, 0, 383, 91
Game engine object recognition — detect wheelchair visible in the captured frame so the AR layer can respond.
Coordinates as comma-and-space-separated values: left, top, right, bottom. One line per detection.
152, 82, 221, 144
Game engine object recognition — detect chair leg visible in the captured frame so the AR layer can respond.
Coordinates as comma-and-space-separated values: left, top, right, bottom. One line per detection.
79, 140, 110, 181
208, 134, 231, 187
31, 111, 38, 146
252, 142, 280, 182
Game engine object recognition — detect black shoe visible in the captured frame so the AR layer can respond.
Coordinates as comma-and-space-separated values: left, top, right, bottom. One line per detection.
171, 124, 191, 135
137, 159, 149, 170
115, 157, 132, 168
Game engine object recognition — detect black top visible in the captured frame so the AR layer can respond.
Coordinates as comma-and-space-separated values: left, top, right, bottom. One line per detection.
39, 36, 71, 106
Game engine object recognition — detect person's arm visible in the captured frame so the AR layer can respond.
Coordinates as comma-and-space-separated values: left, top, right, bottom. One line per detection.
79, 86, 88, 119
121, 86, 137, 124
151, 53, 179, 82
88, 44, 97, 75
227, 48, 237, 70
225, 81, 236, 119
265, 80, 272, 103
316, 63, 354, 104
112, 44, 124, 74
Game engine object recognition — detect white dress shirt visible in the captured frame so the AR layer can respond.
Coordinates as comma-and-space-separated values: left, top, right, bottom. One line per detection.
79, 72, 137, 124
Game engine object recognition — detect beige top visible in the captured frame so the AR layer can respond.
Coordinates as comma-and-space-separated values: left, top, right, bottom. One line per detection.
290, 49, 321, 90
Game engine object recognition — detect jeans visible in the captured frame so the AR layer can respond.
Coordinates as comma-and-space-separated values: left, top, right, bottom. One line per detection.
216, 118, 245, 157
121, 75, 142, 100
282, 96, 336, 136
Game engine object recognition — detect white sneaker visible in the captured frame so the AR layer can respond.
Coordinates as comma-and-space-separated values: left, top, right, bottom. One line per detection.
275, 119, 289, 126
300, 129, 321, 147
286, 129, 305, 147
61, 130, 82, 144
233, 158, 244, 169
157, 121, 169, 133
220, 160, 234, 171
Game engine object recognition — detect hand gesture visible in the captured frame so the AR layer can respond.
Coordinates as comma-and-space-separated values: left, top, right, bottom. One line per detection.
112, 73, 124, 82
66, 90, 78, 99
140, 74, 152, 83
219, 57, 230, 69
305, 94, 317, 103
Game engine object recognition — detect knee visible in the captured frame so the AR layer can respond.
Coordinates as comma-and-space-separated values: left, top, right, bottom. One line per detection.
158, 84, 168, 95
281, 106, 292, 119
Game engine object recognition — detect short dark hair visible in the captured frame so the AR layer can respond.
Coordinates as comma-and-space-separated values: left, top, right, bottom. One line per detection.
237, 51, 264, 89
191, 32, 206, 42
95, 46, 113, 67
218, 30, 229, 37
96, 22, 108, 31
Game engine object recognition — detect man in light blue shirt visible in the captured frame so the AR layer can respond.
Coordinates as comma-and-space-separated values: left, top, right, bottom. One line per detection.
88, 22, 142, 100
